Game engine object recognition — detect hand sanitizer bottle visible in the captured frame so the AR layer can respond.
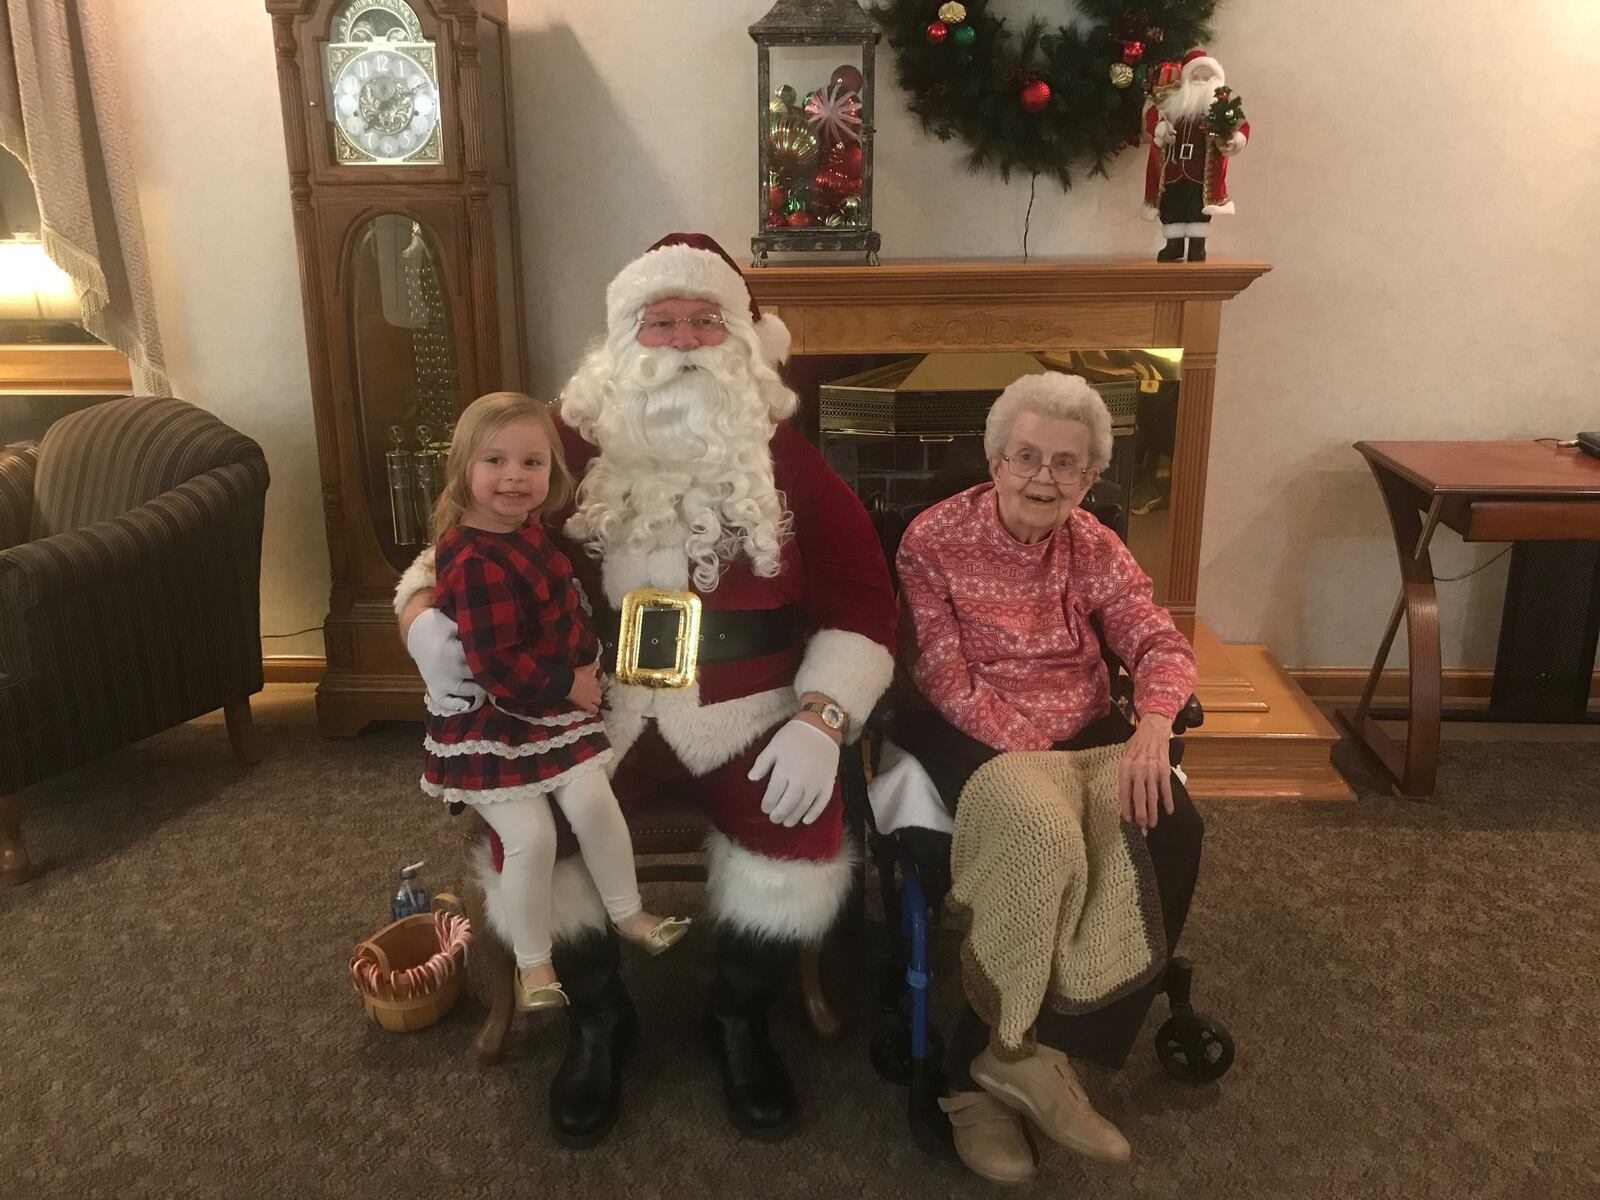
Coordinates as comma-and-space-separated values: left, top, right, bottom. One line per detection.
391, 861, 430, 921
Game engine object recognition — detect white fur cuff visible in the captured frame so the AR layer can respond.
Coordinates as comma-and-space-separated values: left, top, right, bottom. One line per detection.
706, 832, 857, 945
473, 841, 609, 946
793, 629, 895, 740
393, 545, 437, 618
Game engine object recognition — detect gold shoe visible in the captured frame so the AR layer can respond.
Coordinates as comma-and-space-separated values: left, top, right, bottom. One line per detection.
971, 1045, 1131, 1163
513, 973, 568, 1012
617, 916, 691, 956
939, 1090, 1037, 1185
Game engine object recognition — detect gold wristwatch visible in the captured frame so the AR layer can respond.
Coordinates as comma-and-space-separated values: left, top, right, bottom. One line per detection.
800, 698, 846, 732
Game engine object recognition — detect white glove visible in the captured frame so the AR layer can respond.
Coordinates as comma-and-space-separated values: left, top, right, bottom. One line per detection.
405, 607, 485, 715
1220, 130, 1246, 157
1153, 119, 1175, 147
748, 719, 841, 828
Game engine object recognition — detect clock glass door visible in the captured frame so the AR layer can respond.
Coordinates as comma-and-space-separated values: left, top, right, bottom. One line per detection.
348, 212, 461, 570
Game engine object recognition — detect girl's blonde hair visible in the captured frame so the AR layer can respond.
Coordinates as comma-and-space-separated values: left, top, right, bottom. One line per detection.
430, 391, 574, 540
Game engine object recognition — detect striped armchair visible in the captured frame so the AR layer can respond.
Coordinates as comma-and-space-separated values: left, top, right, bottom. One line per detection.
0, 397, 270, 883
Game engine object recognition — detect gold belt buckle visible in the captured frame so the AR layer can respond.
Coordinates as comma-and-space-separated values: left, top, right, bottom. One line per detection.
614, 587, 702, 689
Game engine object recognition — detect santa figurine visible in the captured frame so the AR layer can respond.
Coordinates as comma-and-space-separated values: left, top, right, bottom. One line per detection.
397, 233, 897, 1145
1142, 48, 1250, 262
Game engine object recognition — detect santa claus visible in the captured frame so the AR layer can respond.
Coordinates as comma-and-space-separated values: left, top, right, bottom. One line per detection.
1143, 48, 1250, 262
396, 233, 896, 1145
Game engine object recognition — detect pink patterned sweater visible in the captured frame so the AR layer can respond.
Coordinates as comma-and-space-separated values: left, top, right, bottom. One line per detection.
896, 484, 1196, 752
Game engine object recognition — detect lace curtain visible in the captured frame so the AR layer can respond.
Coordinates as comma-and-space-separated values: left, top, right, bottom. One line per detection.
0, 0, 169, 394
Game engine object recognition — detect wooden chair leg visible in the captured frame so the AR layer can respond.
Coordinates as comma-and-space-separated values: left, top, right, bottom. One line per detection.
0, 792, 33, 885
798, 945, 843, 1042
472, 911, 516, 1066
223, 698, 262, 767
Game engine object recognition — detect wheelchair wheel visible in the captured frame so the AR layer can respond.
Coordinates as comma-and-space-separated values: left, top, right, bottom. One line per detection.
869, 1018, 945, 1086
1155, 1011, 1235, 1083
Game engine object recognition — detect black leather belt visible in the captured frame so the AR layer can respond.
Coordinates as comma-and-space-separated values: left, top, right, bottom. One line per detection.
597, 604, 805, 672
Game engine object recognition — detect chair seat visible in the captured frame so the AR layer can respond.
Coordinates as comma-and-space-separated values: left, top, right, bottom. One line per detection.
625, 792, 713, 856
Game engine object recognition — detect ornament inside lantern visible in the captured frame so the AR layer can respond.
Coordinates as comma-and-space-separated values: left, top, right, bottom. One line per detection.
750, 0, 881, 265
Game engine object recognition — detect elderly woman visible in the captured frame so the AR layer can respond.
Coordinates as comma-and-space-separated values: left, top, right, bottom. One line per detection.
892, 371, 1202, 1185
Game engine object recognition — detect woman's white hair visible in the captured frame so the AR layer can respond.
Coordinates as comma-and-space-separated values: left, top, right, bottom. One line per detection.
984, 371, 1114, 471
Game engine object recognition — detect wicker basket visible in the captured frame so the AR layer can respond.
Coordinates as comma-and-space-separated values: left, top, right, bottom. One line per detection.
349, 895, 472, 1033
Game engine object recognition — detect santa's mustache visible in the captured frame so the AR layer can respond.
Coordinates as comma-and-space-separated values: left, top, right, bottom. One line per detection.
614, 343, 751, 395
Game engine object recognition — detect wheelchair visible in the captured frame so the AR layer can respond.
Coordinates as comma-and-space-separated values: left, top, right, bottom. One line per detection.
844, 484, 1237, 1160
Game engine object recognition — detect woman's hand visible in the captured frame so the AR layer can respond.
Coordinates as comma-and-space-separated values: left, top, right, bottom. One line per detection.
1118, 713, 1174, 830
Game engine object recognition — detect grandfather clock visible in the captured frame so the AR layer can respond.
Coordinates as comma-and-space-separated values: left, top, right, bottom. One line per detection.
267, 0, 527, 735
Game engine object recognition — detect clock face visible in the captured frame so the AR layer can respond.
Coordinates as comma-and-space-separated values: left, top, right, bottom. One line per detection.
331, 46, 442, 166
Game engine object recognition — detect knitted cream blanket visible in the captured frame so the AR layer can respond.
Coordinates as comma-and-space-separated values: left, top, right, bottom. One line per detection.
949, 744, 1167, 1058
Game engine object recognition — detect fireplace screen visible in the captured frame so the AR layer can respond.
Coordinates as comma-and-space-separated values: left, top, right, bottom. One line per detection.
817, 350, 1181, 594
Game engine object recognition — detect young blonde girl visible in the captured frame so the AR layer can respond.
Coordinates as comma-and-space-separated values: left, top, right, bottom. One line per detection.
422, 392, 688, 1011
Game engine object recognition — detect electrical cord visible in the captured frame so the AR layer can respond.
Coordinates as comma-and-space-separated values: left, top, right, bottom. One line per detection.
1433, 546, 1511, 583
262, 626, 323, 640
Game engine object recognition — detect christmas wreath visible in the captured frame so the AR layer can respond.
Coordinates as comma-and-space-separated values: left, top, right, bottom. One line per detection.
872, 1, 1220, 188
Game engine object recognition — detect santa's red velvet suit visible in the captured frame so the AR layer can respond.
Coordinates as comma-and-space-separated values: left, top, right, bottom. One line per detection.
395, 233, 896, 1145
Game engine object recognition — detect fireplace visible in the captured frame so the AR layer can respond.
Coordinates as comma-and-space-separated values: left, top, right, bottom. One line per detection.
748, 258, 1352, 801
813, 348, 1179, 563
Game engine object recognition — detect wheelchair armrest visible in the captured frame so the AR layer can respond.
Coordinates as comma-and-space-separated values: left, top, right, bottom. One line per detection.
1172, 693, 1204, 735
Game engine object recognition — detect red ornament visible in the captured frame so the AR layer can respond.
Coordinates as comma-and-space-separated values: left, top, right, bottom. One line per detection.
767, 184, 786, 210
786, 210, 813, 228
829, 64, 864, 95
838, 143, 864, 178
1019, 79, 1052, 113
1122, 40, 1144, 65
925, 20, 949, 45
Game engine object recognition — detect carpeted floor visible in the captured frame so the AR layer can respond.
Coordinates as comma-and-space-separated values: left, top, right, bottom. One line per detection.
3, 720, 1598, 1200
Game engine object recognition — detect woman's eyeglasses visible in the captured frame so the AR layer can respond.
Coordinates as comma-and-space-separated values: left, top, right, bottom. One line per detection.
636, 313, 727, 341
1002, 449, 1093, 486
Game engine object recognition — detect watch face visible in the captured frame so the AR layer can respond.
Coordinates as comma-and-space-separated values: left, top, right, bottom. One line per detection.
330, 45, 442, 165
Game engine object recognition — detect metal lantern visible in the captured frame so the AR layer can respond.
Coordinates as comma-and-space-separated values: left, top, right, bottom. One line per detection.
750, 0, 880, 265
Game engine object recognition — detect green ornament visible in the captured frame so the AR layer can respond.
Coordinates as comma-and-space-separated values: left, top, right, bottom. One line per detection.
785, 196, 804, 215
952, 24, 976, 47
1133, 65, 1148, 89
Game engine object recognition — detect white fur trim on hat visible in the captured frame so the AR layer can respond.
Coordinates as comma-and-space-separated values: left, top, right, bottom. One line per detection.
705, 831, 857, 944
606, 243, 754, 339
754, 313, 792, 367
1181, 54, 1223, 85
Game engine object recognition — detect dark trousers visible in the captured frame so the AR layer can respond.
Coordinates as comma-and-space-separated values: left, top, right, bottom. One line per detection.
1157, 178, 1210, 226
892, 705, 1205, 1079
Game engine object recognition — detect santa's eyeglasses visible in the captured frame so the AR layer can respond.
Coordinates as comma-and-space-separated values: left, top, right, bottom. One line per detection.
635, 313, 728, 343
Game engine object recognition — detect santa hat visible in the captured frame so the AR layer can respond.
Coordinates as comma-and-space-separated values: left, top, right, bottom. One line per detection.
1180, 47, 1224, 84
605, 232, 792, 367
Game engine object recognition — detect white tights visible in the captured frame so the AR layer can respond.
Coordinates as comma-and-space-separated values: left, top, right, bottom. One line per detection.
471, 768, 643, 970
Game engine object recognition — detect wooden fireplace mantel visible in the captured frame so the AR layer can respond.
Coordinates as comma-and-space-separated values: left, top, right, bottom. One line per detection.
751, 258, 1350, 801
747, 257, 1272, 634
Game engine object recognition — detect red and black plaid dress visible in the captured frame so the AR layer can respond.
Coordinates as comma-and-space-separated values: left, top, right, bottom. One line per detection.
421, 521, 611, 804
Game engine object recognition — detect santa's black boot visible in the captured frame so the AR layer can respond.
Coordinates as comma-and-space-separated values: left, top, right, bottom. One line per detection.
548, 930, 637, 1148
1157, 236, 1186, 262
1186, 237, 1207, 262
705, 929, 798, 1139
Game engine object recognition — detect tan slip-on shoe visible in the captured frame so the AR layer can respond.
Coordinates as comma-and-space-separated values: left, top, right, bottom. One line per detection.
617, 915, 692, 956
938, 1091, 1037, 1185
971, 1044, 1132, 1163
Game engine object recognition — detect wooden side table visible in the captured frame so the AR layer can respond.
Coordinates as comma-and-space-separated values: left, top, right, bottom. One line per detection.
1337, 441, 1600, 797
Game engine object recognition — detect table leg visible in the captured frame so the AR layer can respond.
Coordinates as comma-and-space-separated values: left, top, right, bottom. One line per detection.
1338, 475, 1444, 797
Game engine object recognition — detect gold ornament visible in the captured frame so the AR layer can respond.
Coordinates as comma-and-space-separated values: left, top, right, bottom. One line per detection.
837, 194, 861, 222
938, 2, 967, 23
768, 114, 820, 172
1109, 63, 1134, 89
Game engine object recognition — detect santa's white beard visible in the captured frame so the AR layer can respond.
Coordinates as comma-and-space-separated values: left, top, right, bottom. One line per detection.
563, 339, 792, 592
1159, 76, 1219, 123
